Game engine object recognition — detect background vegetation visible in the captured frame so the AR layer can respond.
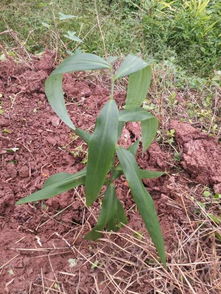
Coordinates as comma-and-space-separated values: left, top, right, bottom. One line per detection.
1, 0, 220, 78
0, 0, 220, 134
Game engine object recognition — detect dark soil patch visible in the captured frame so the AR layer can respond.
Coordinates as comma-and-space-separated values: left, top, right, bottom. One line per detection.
0, 52, 220, 293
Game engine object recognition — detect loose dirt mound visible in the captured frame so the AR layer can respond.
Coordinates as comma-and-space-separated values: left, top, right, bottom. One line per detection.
170, 120, 221, 193
0, 52, 220, 293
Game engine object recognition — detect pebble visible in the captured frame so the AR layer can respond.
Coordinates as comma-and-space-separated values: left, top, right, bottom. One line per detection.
50, 116, 60, 127
46, 137, 57, 145
6, 163, 17, 178
19, 166, 29, 178
0, 117, 9, 127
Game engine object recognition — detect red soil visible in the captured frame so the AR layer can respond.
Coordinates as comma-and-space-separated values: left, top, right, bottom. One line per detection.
0, 52, 220, 293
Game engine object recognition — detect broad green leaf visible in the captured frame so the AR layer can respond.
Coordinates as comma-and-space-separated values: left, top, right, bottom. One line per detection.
45, 74, 76, 130
128, 139, 140, 155
139, 169, 165, 179
16, 169, 86, 204
113, 165, 164, 181
106, 56, 118, 64
112, 141, 164, 181
141, 116, 159, 151
118, 108, 157, 152
85, 184, 127, 240
112, 140, 140, 180
114, 54, 150, 79
52, 53, 111, 75
111, 165, 123, 180
116, 147, 166, 265
43, 172, 74, 188
64, 31, 82, 43
119, 109, 154, 122
85, 100, 119, 206
125, 66, 152, 109
45, 53, 111, 130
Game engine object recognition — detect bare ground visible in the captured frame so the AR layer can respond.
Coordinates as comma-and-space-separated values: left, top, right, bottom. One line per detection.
0, 52, 221, 294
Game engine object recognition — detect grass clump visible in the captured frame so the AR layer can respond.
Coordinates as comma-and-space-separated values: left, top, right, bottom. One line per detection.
142, 0, 221, 77
1, 0, 220, 78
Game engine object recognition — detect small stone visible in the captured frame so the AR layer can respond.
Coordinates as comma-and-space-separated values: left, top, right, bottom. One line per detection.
46, 137, 57, 145
50, 116, 60, 127
0, 117, 9, 127
19, 166, 29, 178
46, 198, 60, 210
6, 163, 17, 178
80, 88, 91, 97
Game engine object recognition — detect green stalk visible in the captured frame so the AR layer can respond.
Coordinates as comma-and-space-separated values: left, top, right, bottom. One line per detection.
110, 72, 115, 100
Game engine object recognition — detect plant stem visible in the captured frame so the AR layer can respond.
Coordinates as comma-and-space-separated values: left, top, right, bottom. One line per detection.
110, 74, 115, 100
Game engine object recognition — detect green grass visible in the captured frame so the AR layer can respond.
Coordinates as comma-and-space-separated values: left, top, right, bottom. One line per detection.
1, 0, 220, 78
0, 0, 144, 56
141, 0, 221, 77
1, 0, 220, 137
0, 0, 220, 135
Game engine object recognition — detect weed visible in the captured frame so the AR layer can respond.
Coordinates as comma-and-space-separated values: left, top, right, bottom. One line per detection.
1, 0, 220, 79
0, 106, 4, 115
203, 188, 221, 200
2, 128, 12, 134
6, 147, 19, 153
16, 52, 166, 265
165, 129, 176, 145
142, 0, 221, 77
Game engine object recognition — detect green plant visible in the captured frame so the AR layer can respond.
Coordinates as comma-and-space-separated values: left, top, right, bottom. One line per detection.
142, 0, 221, 76
0, 0, 144, 57
16, 52, 166, 265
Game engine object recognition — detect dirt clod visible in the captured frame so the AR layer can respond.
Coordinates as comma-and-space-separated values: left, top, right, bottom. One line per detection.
19, 166, 29, 178
0, 117, 9, 127
171, 120, 221, 192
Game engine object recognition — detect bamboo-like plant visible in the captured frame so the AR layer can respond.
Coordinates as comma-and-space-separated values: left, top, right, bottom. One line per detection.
16, 53, 166, 265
